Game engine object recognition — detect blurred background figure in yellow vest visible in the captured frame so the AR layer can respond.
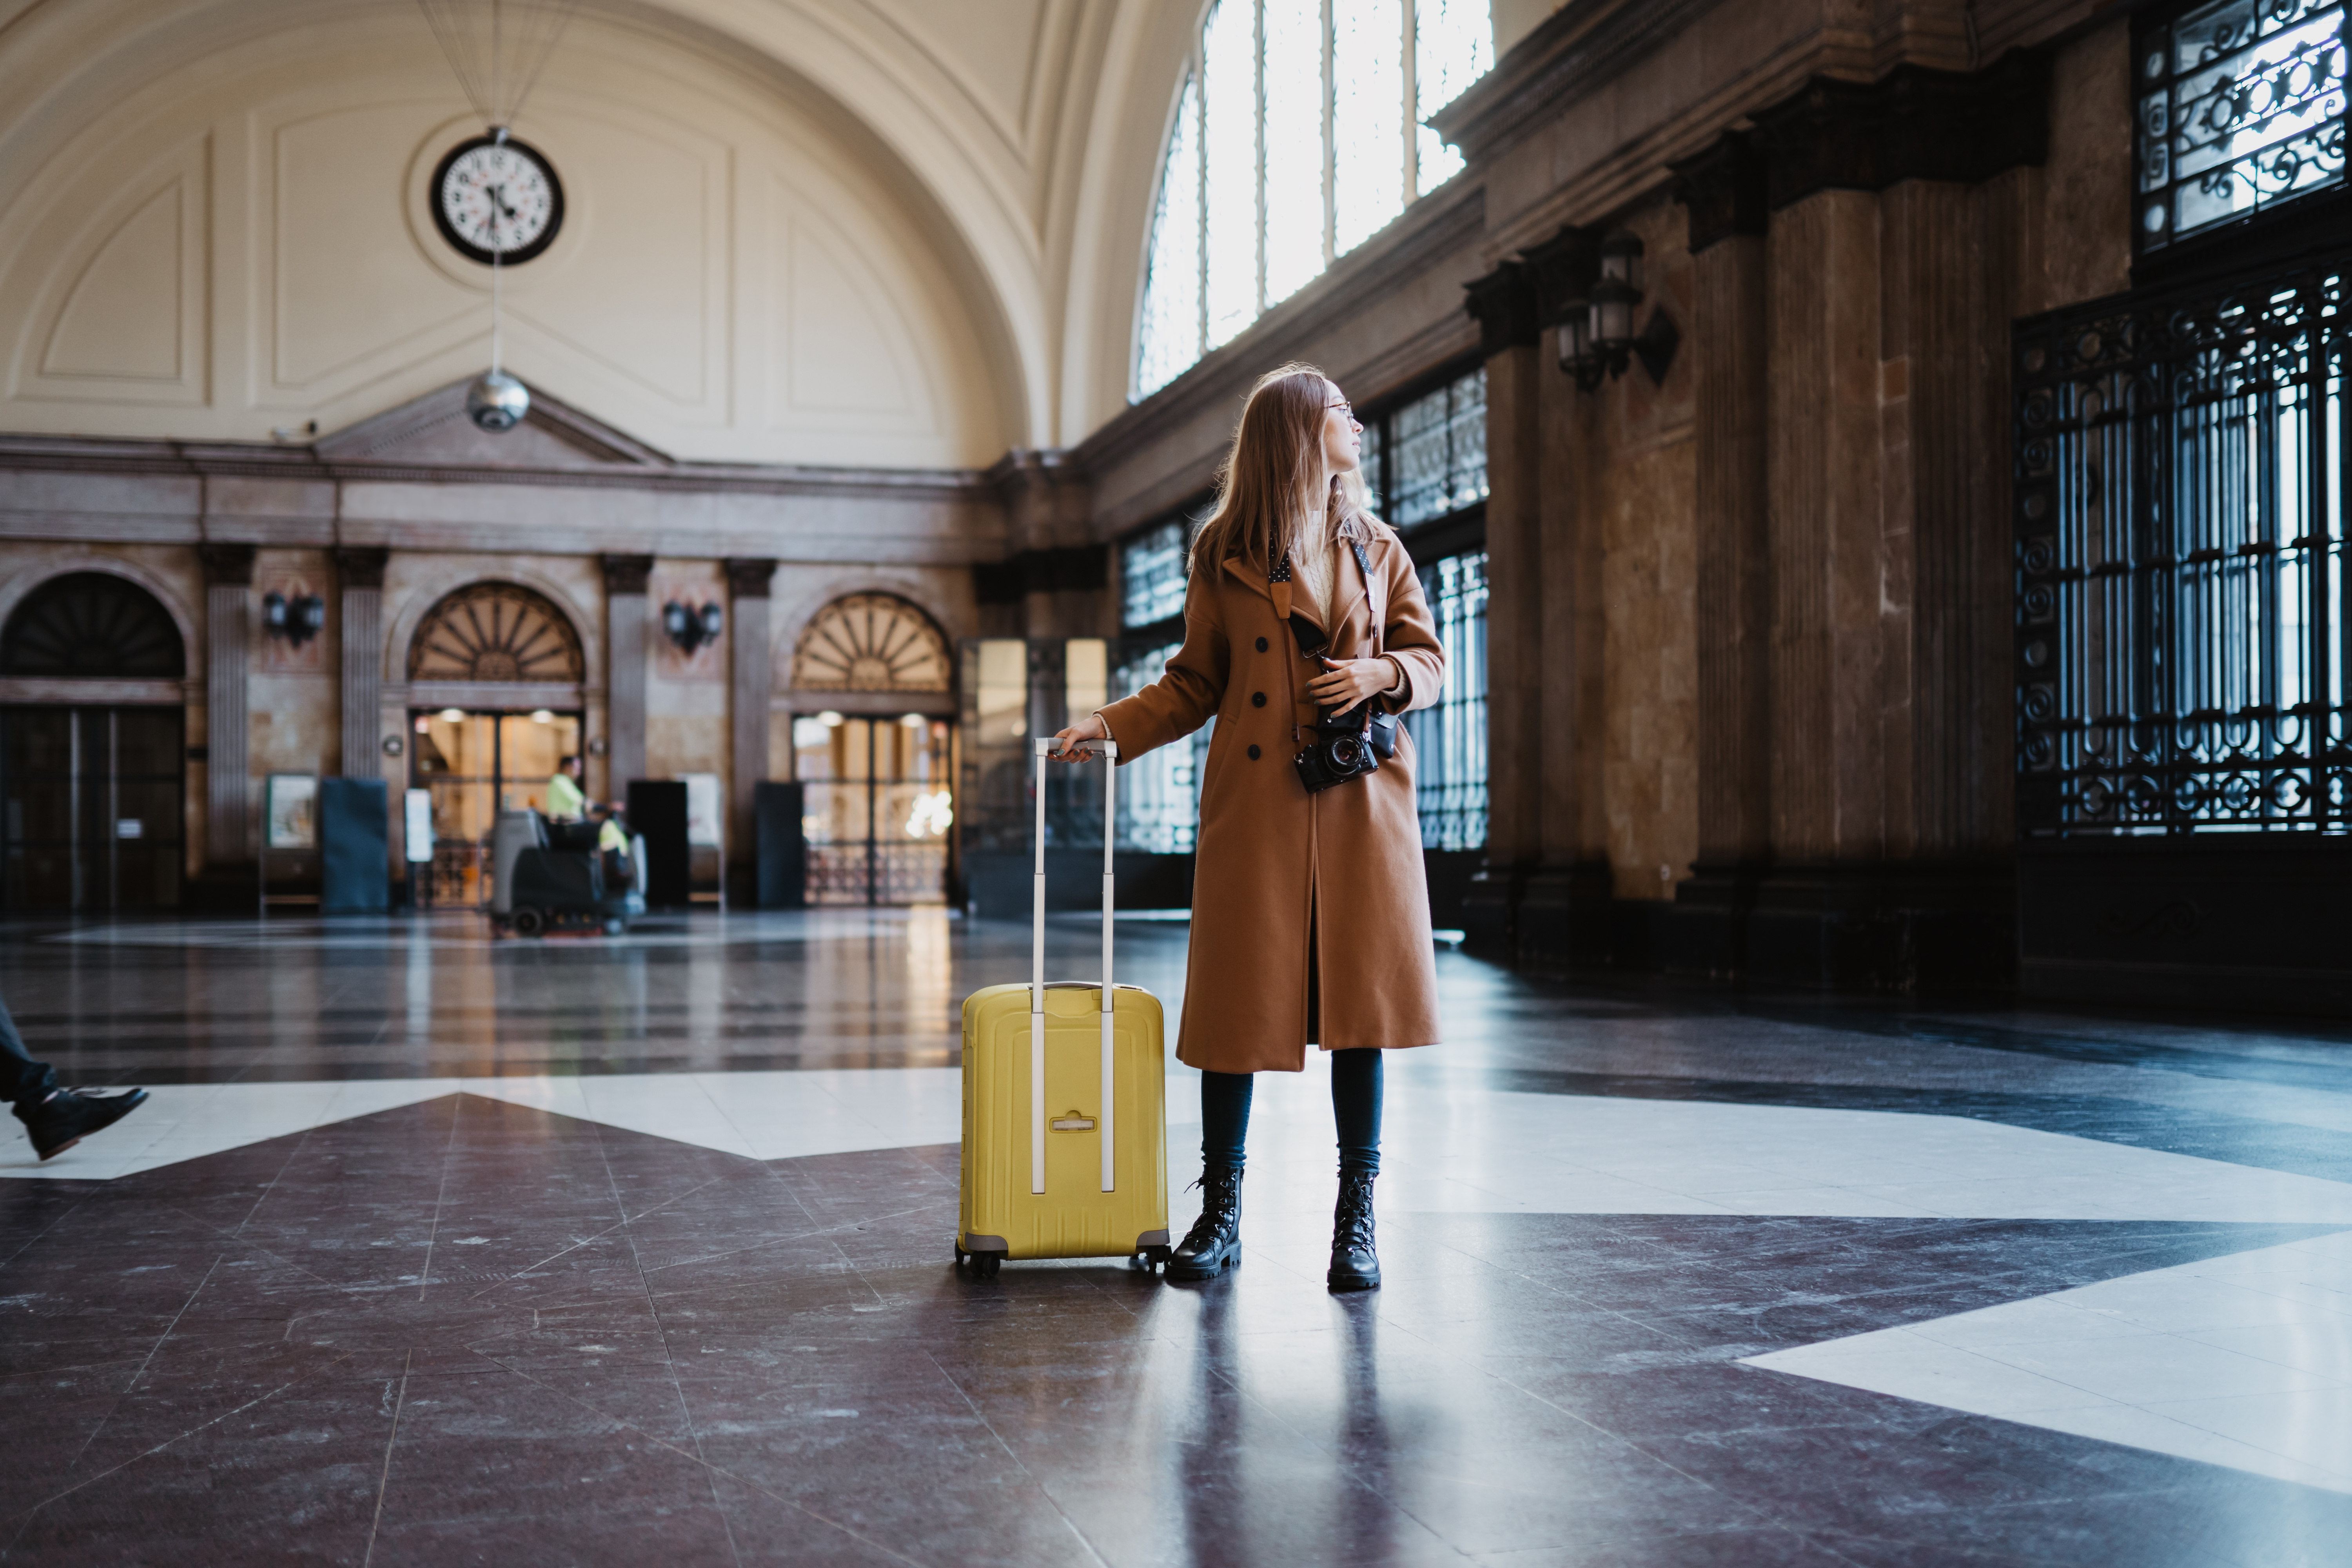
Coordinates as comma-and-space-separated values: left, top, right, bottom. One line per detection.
546, 754, 587, 821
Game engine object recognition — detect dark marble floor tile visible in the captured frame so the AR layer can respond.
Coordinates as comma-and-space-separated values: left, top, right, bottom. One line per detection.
368, 1506, 744, 1568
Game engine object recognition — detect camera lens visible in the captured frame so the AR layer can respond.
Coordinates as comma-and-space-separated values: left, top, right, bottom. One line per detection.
1332, 739, 1361, 768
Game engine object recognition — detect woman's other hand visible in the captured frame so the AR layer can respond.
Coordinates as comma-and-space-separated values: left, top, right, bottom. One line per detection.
1306, 657, 1395, 713
1048, 713, 1108, 762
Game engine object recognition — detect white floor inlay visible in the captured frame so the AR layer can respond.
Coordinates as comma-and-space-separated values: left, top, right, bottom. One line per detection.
13, 1065, 2352, 1494
1746, 1229, 2352, 1495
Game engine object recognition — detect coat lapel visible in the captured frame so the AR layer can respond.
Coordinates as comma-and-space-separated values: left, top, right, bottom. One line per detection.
1219, 554, 1275, 607
1329, 526, 1382, 650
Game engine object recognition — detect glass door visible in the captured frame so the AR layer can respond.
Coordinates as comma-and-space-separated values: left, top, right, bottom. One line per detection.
793, 713, 953, 905
409, 708, 583, 906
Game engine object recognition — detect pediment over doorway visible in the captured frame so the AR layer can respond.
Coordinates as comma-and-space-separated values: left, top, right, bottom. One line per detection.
314, 379, 672, 472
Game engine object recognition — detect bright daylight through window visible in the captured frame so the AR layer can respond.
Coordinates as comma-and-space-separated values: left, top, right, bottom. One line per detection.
1136, 0, 1494, 397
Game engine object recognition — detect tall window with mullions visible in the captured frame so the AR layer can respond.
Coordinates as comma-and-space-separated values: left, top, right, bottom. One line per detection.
1114, 514, 1215, 854
1408, 551, 1488, 849
1363, 367, 1489, 851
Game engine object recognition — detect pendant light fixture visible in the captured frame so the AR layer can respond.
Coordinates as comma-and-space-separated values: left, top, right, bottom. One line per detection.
416, 0, 581, 430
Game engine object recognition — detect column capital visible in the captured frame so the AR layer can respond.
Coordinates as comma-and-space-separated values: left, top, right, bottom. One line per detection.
1670, 132, 1770, 255
1462, 261, 1541, 358
330, 545, 389, 590
197, 543, 256, 587
1750, 51, 2052, 211
723, 558, 777, 599
600, 553, 654, 595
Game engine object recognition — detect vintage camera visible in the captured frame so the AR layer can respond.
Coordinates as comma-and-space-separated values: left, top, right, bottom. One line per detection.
1288, 611, 1401, 794
1294, 710, 1382, 794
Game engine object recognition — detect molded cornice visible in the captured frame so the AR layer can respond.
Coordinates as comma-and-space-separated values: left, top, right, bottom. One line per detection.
0, 434, 990, 502
1428, 0, 1738, 167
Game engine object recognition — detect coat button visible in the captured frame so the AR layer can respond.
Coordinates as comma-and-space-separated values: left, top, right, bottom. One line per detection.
1251, 691, 1266, 707
1256, 637, 1269, 652
1246, 744, 1261, 760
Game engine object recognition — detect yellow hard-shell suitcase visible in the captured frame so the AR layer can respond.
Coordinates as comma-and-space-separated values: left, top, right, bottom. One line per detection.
956, 739, 1171, 1276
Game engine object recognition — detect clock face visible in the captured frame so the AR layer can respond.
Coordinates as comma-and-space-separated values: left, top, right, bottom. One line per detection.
430, 135, 564, 265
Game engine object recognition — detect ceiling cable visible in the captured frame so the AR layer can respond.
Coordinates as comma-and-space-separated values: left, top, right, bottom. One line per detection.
416, 0, 581, 130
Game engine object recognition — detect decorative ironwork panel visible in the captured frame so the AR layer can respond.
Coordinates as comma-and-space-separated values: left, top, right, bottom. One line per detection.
0, 573, 184, 678
1121, 519, 1191, 630
1406, 549, 1489, 851
408, 583, 583, 682
791, 593, 951, 691
2014, 260, 2348, 835
1387, 368, 1489, 528
2135, 0, 2346, 256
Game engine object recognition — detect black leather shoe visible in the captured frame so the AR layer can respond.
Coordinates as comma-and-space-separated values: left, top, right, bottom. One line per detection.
1327, 1165, 1380, 1292
17, 1087, 148, 1161
1166, 1163, 1243, 1281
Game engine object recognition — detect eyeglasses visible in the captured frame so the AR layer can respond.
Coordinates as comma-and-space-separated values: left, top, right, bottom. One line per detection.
1325, 400, 1355, 419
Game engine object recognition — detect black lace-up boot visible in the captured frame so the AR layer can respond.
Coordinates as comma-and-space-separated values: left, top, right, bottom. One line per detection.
1327, 1164, 1379, 1291
16, 1086, 147, 1162
1166, 1163, 1243, 1281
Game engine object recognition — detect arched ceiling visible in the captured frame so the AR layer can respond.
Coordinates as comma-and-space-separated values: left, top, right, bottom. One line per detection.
0, 0, 1201, 456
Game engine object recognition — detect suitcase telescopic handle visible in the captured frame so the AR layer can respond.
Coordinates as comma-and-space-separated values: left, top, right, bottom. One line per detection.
1031, 737, 1120, 1196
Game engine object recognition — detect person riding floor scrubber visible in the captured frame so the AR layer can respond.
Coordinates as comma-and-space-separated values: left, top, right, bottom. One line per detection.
491, 803, 647, 936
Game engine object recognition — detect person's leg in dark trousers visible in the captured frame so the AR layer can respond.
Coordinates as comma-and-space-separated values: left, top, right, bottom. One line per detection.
0, 994, 58, 1109
1168, 1069, 1252, 1279
1328, 1048, 1383, 1290
0, 992, 145, 1161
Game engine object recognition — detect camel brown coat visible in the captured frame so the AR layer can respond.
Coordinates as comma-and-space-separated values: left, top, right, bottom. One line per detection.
1098, 520, 1445, 1074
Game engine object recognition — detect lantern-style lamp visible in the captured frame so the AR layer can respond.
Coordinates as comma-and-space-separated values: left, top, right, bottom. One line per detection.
662, 600, 724, 653
263, 591, 327, 647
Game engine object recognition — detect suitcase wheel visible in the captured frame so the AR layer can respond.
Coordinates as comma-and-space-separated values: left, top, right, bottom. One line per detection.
1130, 1246, 1172, 1274
954, 1246, 1001, 1280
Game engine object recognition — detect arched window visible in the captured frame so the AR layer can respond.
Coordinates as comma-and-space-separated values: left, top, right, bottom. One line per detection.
407, 583, 583, 682
1136, 0, 1493, 397
0, 573, 184, 678
790, 593, 952, 692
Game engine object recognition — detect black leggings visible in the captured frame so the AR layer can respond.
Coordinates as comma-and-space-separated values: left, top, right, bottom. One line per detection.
1200, 1050, 1382, 1176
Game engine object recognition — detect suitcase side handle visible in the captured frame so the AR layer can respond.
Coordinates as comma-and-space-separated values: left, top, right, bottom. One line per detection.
1031, 736, 1121, 1196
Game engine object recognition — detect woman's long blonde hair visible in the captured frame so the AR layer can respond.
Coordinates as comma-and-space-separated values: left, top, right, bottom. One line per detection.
1189, 363, 1369, 577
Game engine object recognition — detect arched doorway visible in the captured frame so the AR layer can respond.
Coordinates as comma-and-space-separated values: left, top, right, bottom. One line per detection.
0, 572, 187, 910
788, 593, 954, 905
405, 582, 586, 905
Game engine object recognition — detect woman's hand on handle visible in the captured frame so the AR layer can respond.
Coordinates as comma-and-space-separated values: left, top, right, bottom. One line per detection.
1049, 713, 1108, 762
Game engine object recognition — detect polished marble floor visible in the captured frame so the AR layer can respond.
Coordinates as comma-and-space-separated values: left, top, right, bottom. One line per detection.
0, 909, 2347, 1565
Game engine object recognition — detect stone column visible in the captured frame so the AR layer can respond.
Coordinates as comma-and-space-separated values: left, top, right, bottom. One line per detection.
601, 554, 652, 799
724, 557, 776, 904
1668, 133, 1773, 974
332, 546, 388, 779
198, 543, 256, 869
1457, 262, 1542, 956
1765, 187, 1887, 867
989, 450, 1102, 639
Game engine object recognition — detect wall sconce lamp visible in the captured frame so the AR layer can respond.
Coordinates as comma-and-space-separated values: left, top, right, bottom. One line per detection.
1534, 226, 1679, 393
1570, 229, 1679, 391
662, 600, 724, 653
262, 592, 326, 647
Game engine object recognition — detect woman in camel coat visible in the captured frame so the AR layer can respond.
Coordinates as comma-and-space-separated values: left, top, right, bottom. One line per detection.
1051, 363, 1445, 1292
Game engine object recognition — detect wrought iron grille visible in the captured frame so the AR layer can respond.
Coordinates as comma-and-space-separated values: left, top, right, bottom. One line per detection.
2013, 260, 2349, 835
1407, 549, 1489, 850
2135, 0, 2346, 256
